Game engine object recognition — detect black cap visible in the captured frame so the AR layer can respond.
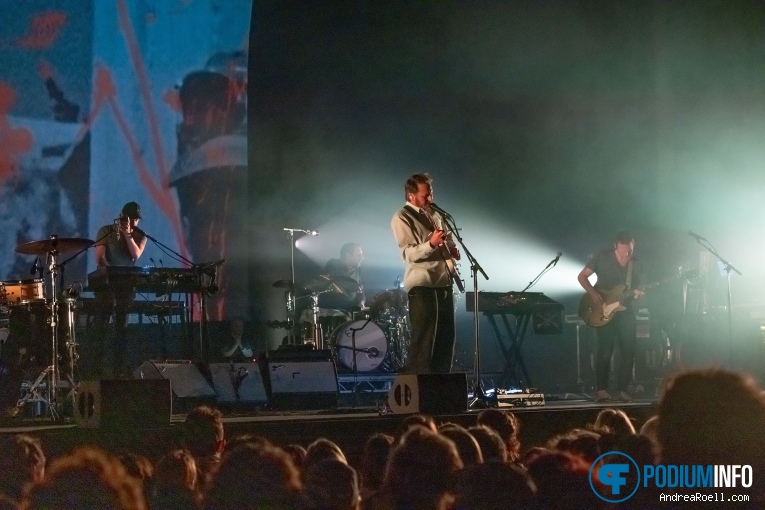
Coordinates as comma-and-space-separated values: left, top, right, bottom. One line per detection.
121, 201, 141, 220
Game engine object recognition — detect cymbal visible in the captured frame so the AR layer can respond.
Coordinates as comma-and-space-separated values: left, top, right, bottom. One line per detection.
272, 279, 294, 289
371, 289, 409, 318
15, 237, 94, 256
304, 275, 359, 295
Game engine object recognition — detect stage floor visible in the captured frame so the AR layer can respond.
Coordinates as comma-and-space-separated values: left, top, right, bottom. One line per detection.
0, 388, 658, 466
0, 368, 661, 466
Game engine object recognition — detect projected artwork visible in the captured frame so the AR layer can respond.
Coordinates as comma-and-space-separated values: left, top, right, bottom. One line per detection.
0, 0, 251, 322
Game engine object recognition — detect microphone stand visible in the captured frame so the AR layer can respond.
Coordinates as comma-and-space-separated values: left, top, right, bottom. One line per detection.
58, 230, 111, 293
348, 319, 372, 408
520, 254, 560, 293
690, 234, 741, 367
138, 229, 223, 362
435, 208, 493, 408
282, 228, 317, 344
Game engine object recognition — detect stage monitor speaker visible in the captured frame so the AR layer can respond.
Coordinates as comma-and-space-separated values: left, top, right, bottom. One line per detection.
268, 349, 338, 410
133, 360, 216, 413
74, 379, 171, 428
209, 362, 268, 404
388, 373, 468, 415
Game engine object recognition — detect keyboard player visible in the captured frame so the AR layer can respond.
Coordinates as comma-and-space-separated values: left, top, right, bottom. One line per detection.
91, 201, 147, 377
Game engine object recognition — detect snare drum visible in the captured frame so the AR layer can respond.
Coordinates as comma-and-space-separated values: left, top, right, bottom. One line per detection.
1, 279, 45, 305
332, 320, 388, 372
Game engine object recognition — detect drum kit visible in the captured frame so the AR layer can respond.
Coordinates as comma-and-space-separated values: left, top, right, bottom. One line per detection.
273, 276, 411, 374
1, 235, 93, 420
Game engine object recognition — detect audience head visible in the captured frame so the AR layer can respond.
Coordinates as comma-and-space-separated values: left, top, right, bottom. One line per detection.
358, 433, 393, 496
381, 425, 463, 510
467, 425, 507, 463
438, 423, 483, 467
117, 452, 153, 484
639, 415, 659, 444
658, 368, 765, 470
303, 437, 347, 472
454, 462, 536, 510
546, 428, 602, 463
594, 407, 636, 435
282, 443, 307, 471
153, 449, 198, 494
476, 408, 522, 461
21, 446, 146, 510
302, 459, 361, 510
395, 413, 437, 442
203, 443, 301, 510
0, 434, 46, 501
183, 405, 225, 458
525, 449, 605, 510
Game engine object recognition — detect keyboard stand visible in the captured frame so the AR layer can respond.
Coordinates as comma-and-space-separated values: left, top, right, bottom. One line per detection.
484, 311, 533, 390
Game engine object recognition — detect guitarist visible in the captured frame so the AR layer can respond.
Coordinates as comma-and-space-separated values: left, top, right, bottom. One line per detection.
577, 231, 644, 402
391, 173, 461, 374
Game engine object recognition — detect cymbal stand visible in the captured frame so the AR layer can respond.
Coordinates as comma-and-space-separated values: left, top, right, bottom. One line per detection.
18, 236, 63, 419
309, 292, 322, 348
437, 210, 493, 408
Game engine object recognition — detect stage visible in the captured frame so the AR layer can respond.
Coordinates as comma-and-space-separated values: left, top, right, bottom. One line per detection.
0, 371, 658, 465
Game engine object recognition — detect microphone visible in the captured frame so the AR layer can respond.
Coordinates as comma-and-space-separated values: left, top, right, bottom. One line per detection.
30, 256, 40, 276
282, 228, 320, 236
149, 257, 157, 267
546, 252, 562, 269
688, 231, 707, 242
132, 226, 145, 236
429, 202, 452, 218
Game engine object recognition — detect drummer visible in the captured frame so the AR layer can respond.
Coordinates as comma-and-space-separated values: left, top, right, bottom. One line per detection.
318, 242, 365, 311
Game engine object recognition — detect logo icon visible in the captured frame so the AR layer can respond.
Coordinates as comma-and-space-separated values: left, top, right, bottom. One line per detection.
589, 451, 641, 503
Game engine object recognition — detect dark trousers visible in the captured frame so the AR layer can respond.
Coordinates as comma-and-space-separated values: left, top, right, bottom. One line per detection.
92, 290, 133, 378
405, 286, 455, 374
595, 311, 636, 392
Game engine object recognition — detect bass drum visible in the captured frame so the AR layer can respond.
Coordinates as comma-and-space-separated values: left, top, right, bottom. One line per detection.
332, 320, 388, 372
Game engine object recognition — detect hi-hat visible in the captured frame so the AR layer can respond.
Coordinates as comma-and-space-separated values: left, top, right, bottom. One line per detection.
272, 279, 294, 289
304, 275, 359, 295
16, 237, 94, 256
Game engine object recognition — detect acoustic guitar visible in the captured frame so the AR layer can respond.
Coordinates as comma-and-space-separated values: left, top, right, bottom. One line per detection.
578, 269, 697, 327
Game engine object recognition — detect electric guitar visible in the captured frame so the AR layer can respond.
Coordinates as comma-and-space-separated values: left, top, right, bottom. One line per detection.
578, 269, 697, 327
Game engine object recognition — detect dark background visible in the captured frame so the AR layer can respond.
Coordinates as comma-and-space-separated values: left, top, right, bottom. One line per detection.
247, 1, 765, 388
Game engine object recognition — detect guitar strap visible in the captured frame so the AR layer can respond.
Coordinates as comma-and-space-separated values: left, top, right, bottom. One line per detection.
625, 260, 634, 290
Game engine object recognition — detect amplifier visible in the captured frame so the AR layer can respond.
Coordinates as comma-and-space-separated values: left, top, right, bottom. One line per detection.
268, 349, 338, 409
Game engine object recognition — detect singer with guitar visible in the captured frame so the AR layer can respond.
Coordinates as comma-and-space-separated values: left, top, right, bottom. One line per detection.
577, 231, 644, 402
391, 173, 461, 374
91, 201, 147, 377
